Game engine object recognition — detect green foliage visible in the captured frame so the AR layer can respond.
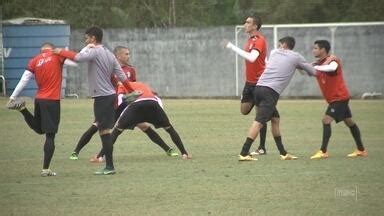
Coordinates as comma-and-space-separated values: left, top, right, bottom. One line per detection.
1, 0, 384, 28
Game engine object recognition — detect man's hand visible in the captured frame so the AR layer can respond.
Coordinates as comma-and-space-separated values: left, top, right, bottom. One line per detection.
221, 39, 230, 48
86, 43, 96, 48
53, 48, 63, 54
122, 90, 143, 104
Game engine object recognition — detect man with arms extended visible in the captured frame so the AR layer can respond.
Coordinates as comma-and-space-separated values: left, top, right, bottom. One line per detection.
6, 42, 76, 177
55, 26, 139, 175
310, 40, 367, 159
238, 36, 315, 161
225, 15, 272, 155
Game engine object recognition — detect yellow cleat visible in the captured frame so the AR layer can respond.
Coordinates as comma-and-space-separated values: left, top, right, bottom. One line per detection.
238, 155, 258, 161
280, 153, 298, 160
347, 149, 368, 158
310, 150, 329, 159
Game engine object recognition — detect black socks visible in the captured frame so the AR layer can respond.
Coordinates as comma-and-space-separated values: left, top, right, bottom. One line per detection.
349, 124, 364, 151
43, 133, 56, 169
320, 124, 331, 153
273, 136, 287, 156
240, 137, 254, 156
74, 124, 98, 154
144, 127, 170, 152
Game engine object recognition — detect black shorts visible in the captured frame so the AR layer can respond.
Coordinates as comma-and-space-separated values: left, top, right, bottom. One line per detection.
325, 99, 352, 123
253, 86, 280, 124
115, 101, 128, 121
93, 94, 116, 130
241, 82, 256, 103
34, 99, 60, 133
117, 100, 171, 130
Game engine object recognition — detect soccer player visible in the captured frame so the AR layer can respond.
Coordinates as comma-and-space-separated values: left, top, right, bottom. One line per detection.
238, 36, 315, 161
55, 26, 140, 175
224, 15, 273, 155
6, 42, 76, 177
101, 81, 192, 160
310, 40, 367, 159
69, 46, 177, 163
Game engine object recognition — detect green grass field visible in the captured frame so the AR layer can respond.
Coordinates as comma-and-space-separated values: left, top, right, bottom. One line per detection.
0, 98, 383, 215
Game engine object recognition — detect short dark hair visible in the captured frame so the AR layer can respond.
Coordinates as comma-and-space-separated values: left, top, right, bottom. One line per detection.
85, 26, 103, 43
314, 40, 331, 53
249, 15, 262, 30
113, 46, 128, 56
279, 36, 295, 50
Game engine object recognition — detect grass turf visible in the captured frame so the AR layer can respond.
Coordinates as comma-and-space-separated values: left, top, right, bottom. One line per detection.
0, 98, 383, 215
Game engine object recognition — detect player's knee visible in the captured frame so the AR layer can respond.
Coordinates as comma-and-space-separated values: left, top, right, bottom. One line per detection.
240, 103, 253, 115
99, 129, 111, 135
271, 117, 280, 124
322, 116, 333, 124
343, 118, 355, 127
240, 108, 251, 115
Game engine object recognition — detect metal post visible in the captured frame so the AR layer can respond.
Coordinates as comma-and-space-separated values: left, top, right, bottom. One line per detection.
329, 27, 337, 54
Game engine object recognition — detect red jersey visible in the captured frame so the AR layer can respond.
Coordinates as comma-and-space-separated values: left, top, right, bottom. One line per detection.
115, 64, 137, 94
27, 49, 65, 100
244, 32, 267, 84
122, 65, 137, 82
130, 82, 156, 101
315, 55, 350, 103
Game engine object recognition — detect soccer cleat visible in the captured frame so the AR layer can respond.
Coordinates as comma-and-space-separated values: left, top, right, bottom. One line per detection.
181, 154, 192, 160
347, 149, 368, 158
238, 155, 258, 161
310, 150, 329, 159
69, 152, 79, 160
41, 169, 57, 177
250, 148, 267, 156
166, 148, 179, 157
6, 99, 26, 111
89, 154, 105, 163
122, 90, 143, 104
280, 153, 298, 160
94, 168, 116, 175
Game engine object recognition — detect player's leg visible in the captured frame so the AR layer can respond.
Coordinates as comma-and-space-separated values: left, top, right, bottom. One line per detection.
164, 125, 190, 159
241, 102, 254, 115
270, 117, 285, 155
19, 100, 43, 134
137, 122, 176, 156
240, 84, 255, 115
310, 114, 333, 159
41, 133, 57, 177
344, 117, 365, 152
95, 102, 137, 160
96, 127, 124, 159
341, 103, 367, 157
40, 100, 60, 177
94, 95, 117, 175
70, 123, 98, 160
258, 122, 267, 151
321, 115, 333, 152
240, 86, 270, 160
269, 116, 297, 160
239, 120, 262, 161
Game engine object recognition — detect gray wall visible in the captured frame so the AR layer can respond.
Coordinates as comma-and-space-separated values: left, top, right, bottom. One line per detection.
66, 25, 384, 98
